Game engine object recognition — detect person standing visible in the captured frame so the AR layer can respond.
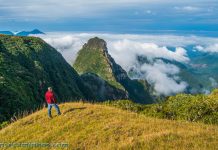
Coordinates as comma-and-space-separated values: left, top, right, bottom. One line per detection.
45, 87, 61, 118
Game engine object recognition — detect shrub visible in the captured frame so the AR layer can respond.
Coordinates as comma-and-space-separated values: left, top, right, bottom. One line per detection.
0, 121, 9, 129
143, 93, 218, 124
105, 89, 218, 125
103, 100, 145, 113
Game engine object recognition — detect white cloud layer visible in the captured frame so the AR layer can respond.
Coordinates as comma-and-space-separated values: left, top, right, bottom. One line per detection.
195, 44, 218, 53
141, 60, 188, 95
43, 35, 84, 63
37, 32, 218, 95
109, 40, 189, 71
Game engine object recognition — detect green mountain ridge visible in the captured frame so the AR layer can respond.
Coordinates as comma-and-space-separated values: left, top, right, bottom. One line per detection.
74, 37, 124, 90
0, 35, 93, 122
73, 37, 153, 104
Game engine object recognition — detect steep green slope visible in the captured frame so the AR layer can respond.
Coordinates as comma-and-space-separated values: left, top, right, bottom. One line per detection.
0, 102, 217, 150
74, 37, 153, 104
80, 73, 128, 101
0, 35, 93, 122
74, 37, 124, 90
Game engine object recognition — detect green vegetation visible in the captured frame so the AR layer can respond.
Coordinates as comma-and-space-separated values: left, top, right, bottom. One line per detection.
104, 100, 145, 113
0, 102, 217, 150
143, 93, 218, 124
0, 35, 94, 123
0, 121, 9, 129
73, 37, 124, 90
80, 73, 127, 101
105, 89, 218, 125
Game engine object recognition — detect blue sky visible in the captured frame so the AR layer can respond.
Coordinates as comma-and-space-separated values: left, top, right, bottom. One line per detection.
0, 0, 218, 34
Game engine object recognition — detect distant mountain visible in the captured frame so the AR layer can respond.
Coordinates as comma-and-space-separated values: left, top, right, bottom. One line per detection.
73, 37, 153, 103
0, 34, 93, 122
0, 31, 14, 35
180, 52, 218, 94
0, 29, 45, 36
16, 29, 45, 36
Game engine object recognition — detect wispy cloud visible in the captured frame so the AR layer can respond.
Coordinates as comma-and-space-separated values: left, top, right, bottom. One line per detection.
0, 0, 217, 32
195, 44, 218, 53
174, 6, 201, 12
0, 0, 156, 19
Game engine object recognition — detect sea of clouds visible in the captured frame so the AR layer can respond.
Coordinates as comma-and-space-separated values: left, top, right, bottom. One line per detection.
36, 32, 218, 95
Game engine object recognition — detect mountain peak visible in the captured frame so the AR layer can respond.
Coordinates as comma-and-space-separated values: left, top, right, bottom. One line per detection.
74, 37, 124, 91
31, 29, 44, 34
73, 38, 153, 103
84, 37, 107, 51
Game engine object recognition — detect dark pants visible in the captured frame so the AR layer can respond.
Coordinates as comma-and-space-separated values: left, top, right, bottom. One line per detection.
47, 103, 61, 117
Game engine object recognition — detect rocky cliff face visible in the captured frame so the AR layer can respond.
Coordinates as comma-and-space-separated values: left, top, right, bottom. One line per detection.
74, 37, 153, 103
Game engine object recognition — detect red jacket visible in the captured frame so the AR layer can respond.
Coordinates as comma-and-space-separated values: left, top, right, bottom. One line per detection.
45, 91, 56, 104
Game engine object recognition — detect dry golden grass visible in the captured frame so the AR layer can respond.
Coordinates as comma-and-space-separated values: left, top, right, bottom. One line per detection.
0, 102, 217, 150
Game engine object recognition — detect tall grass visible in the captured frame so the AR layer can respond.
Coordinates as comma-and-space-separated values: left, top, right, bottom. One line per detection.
0, 102, 217, 150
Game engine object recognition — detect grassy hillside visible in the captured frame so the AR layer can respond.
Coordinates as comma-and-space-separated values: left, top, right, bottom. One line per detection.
0, 35, 94, 123
0, 102, 217, 150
